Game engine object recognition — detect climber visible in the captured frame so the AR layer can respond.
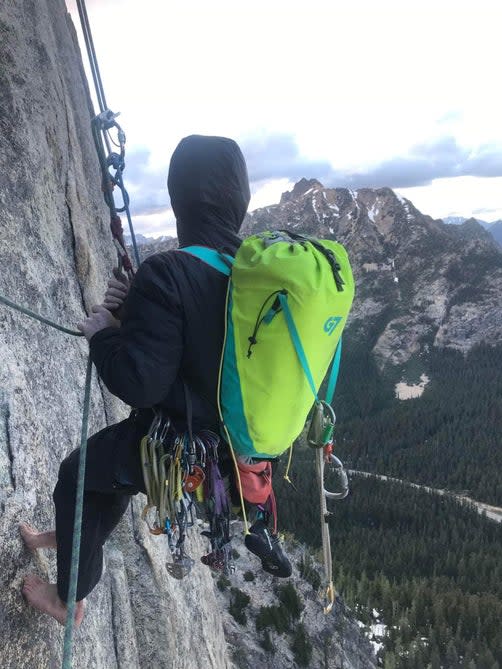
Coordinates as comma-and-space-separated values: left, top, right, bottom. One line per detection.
21, 135, 290, 626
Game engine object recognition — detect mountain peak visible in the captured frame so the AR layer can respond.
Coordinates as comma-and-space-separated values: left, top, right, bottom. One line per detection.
280, 178, 324, 204
457, 217, 495, 242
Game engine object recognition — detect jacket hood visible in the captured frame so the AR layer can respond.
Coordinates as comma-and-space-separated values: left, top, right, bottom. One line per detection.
168, 135, 250, 254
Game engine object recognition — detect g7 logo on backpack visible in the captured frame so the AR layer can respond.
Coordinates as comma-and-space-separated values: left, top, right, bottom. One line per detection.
324, 316, 342, 335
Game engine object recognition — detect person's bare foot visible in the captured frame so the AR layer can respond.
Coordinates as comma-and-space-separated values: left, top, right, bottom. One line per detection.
22, 575, 85, 626
19, 523, 57, 550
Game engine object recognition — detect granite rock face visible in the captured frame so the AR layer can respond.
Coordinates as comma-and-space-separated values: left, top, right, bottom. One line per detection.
0, 2, 230, 668
214, 529, 378, 669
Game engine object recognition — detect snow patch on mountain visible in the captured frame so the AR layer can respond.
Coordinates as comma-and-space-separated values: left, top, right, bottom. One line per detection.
395, 374, 430, 400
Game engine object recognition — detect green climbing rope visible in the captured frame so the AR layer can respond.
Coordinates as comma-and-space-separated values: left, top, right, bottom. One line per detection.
0, 294, 83, 337
0, 291, 91, 664
62, 355, 92, 668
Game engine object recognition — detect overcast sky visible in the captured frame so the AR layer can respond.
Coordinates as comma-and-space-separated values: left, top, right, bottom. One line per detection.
66, 0, 502, 237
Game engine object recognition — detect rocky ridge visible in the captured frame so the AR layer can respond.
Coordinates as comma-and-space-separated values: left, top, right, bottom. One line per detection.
444, 216, 502, 247
486, 220, 502, 247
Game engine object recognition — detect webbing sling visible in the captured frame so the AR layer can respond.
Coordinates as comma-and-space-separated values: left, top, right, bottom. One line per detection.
179, 246, 233, 275
278, 293, 342, 406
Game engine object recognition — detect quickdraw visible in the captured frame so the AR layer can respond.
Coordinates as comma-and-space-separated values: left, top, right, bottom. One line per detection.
140, 415, 235, 578
91, 111, 139, 280
141, 414, 195, 578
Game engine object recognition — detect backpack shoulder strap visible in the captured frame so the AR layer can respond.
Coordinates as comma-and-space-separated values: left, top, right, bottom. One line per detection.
325, 339, 342, 405
178, 246, 234, 276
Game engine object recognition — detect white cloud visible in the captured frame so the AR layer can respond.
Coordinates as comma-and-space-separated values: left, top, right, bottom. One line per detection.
250, 178, 294, 211
131, 209, 176, 238
397, 177, 502, 222
65, 0, 502, 233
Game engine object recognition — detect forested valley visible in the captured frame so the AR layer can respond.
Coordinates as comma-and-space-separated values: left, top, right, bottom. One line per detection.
334, 343, 502, 505
278, 471, 502, 668
277, 342, 502, 668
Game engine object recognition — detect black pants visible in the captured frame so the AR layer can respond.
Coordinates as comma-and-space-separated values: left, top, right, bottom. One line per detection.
53, 410, 153, 602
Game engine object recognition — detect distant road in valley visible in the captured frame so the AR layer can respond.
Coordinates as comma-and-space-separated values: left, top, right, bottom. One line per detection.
349, 471, 502, 524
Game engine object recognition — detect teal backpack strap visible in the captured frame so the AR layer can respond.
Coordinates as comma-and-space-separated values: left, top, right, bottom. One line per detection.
278, 293, 319, 402
325, 339, 342, 405
179, 246, 234, 276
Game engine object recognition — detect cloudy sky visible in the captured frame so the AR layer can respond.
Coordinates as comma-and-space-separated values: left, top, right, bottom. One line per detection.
66, 0, 502, 237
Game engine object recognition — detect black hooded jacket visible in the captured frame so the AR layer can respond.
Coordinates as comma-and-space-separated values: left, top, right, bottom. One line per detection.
89, 135, 250, 430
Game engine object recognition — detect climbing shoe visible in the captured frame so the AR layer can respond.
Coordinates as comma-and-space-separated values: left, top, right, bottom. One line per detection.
245, 519, 292, 578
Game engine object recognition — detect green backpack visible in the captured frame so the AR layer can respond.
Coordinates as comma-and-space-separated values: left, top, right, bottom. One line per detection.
181, 230, 355, 459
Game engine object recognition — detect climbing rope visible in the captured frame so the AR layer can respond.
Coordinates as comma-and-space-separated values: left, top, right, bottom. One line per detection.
0, 294, 83, 337
0, 291, 91, 664
62, 356, 92, 669
75, 0, 107, 114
